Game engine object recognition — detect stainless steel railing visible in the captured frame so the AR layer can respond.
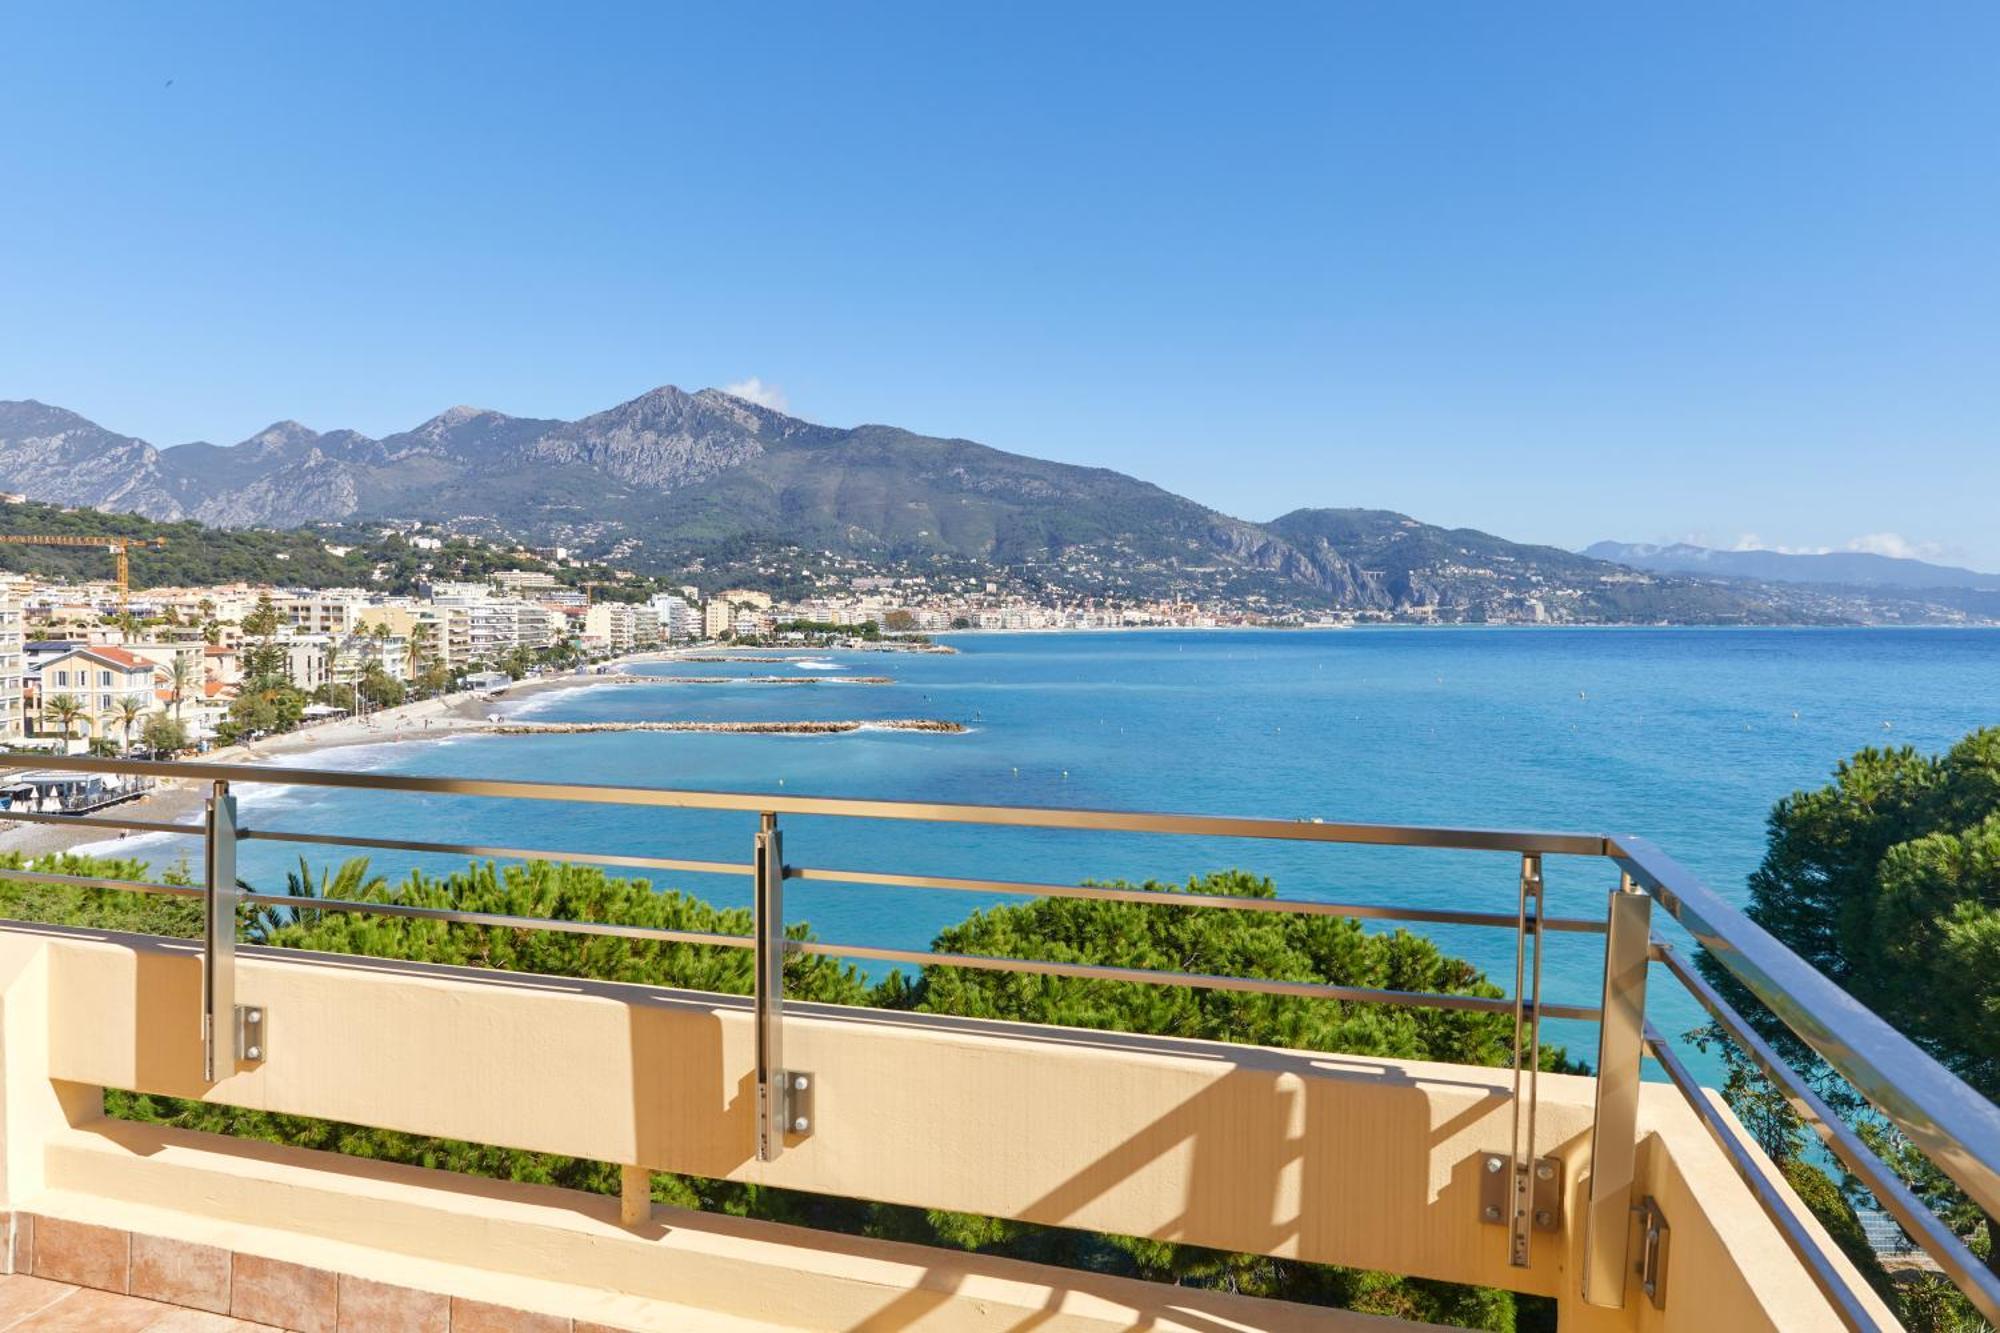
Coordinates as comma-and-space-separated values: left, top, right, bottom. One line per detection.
1, 751, 1995, 1328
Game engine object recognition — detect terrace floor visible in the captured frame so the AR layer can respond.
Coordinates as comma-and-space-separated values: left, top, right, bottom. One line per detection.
0, 1274, 281, 1331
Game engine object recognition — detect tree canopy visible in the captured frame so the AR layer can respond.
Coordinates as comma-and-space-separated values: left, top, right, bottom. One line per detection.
1700, 726, 1999, 1326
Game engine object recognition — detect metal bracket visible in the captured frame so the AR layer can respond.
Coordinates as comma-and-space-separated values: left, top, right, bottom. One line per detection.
783, 1069, 815, 1139
1633, 1196, 1670, 1309
234, 1005, 266, 1065
1481, 1154, 1563, 1233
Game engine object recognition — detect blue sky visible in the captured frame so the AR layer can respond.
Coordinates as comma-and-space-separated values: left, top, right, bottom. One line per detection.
3, 3, 1996, 565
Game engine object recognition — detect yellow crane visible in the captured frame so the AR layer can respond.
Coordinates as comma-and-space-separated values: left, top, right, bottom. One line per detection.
0, 534, 168, 608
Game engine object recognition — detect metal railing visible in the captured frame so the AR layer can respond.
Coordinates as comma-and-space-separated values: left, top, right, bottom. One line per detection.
1, 751, 1996, 1328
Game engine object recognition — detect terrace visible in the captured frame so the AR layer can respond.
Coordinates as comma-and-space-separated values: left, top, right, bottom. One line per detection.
0, 751, 1993, 1331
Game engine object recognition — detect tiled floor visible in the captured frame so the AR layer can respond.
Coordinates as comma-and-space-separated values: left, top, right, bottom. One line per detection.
0, 1274, 282, 1331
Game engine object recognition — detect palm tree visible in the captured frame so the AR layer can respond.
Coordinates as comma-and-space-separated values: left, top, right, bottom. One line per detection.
112, 695, 147, 755
43, 694, 84, 751
168, 654, 198, 723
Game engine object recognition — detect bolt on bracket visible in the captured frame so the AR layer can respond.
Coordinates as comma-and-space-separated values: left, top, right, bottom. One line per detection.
782, 1069, 815, 1139
1479, 1154, 1563, 1234
234, 1005, 266, 1066
1633, 1196, 1670, 1309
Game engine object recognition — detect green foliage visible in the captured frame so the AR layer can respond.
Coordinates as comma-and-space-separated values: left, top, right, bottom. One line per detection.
0, 852, 200, 936
891, 870, 1570, 1072
139, 712, 190, 756
220, 675, 306, 741
1698, 726, 2000, 1323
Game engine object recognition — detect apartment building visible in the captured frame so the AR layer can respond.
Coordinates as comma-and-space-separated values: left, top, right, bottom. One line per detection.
332, 632, 413, 684
492, 570, 560, 596
0, 578, 23, 743
274, 592, 374, 637
582, 602, 663, 654
33, 646, 163, 748
649, 591, 700, 640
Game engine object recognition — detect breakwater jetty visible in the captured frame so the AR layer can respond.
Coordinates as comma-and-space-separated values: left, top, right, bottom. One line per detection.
477, 718, 966, 736
650, 675, 894, 686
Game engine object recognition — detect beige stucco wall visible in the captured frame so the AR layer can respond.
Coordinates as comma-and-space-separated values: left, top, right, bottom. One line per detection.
0, 923, 1896, 1329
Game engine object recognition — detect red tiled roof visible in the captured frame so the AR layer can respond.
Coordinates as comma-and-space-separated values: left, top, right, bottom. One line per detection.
55, 645, 153, 671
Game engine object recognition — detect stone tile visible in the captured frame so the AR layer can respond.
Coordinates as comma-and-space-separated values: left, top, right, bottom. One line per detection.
229, 1254, 336, 1333
334, 1274, 447, 1332
7, 1214, 29, 1277
448, 1296, 571, 1333
140, 1310, 285, 1331
12, 1282, 161, 1331
129, 1235, 231, 1314
30, 1216, 129, 1293
0, 1273, 77, 1322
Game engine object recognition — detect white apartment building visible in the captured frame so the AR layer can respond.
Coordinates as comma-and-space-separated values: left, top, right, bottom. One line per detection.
332, 633, 413, 684
648, 592, 699, 641
280, 637, 334, 694
276, 592, 373, 637
583, 603, 663, 654
492, 570, 559, 596
0, 580, 24, 743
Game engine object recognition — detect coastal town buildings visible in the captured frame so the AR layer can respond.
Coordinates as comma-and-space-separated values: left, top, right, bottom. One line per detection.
33, 645, 163, 749
0, 579, 23, 743
582, 602, 661, 654
649, 591, 699, 640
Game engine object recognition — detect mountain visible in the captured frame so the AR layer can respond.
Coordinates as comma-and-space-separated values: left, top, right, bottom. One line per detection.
0, 388, 1318, 594
1268, 509, 1793, 622
0, 389, 1986, 624
1584, 540, 2000, 591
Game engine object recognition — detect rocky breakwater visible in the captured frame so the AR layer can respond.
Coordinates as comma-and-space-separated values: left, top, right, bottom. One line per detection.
479, 719, 966, 736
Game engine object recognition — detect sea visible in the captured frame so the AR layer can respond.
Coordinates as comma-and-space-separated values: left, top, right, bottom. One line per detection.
92, 626, 2000, 1074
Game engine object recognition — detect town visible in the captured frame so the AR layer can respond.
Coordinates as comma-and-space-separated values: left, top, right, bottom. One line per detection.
0, 553, 1275, 757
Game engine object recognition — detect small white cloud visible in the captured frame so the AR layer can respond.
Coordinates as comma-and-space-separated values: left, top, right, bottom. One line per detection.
721, 377, 788, 412
1724, 531, 1954, 562
1841, 532, 1946, 562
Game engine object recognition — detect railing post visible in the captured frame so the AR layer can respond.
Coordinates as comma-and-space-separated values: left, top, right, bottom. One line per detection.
753, 811, 785, 1162
1506, 852, 1545, 1268
1583, 872, 1653, 1306
202, 780, 239, 1083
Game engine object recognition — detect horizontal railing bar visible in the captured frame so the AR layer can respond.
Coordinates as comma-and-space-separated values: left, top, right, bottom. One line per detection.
1615, 835, 2000, 1222
787, 864, 1608, 932
238, 892, 753, 950
0, 867, 201, 899
1643, 1023, 1885, 1333
238, 826, 753, 878
1654, 943, 2000, 1324
0, 754, 1611, 855
792, 937, 1602, 1019
0, 810, 192, 836
0, 861, 1603, 1016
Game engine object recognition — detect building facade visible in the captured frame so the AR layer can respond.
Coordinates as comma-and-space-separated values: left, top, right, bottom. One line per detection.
0, 579, 24, 743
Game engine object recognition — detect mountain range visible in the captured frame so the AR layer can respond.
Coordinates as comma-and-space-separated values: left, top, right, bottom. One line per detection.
1584, 541, 2000, 591
1, 389, 1992, 625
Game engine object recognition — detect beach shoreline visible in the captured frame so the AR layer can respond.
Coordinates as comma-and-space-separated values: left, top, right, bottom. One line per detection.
0, 652, 678, 860
0, 640, 969, 861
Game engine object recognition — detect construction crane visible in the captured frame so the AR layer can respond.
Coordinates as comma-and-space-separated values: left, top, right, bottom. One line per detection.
0, 534, 168, 608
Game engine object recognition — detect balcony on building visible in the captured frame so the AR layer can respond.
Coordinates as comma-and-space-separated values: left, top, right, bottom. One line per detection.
0, 752, 1991, 1332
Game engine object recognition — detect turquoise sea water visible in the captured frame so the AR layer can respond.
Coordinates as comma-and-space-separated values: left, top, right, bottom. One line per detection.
101, 627, 2000, 1070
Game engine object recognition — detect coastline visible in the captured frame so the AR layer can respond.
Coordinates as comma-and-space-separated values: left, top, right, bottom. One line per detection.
0, 659, 651, 861
0, 641, 968, 861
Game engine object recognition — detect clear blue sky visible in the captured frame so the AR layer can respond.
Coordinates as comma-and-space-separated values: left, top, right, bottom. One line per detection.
4, 3, 1996, 565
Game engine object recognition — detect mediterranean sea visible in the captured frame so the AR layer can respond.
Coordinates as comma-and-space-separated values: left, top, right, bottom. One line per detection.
108, 627, 2000, 1069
